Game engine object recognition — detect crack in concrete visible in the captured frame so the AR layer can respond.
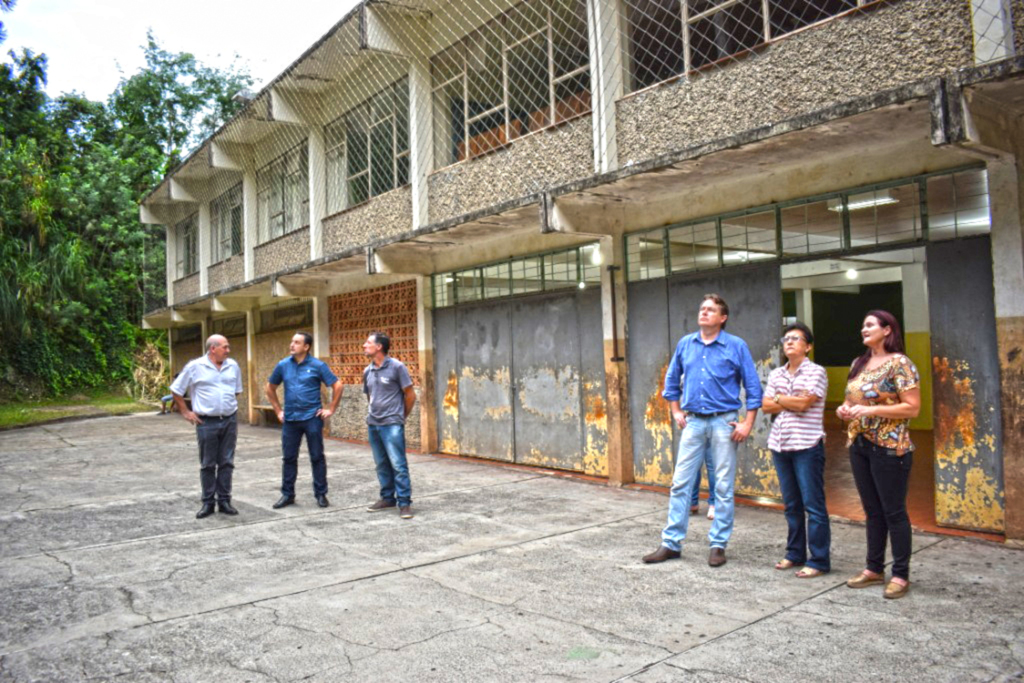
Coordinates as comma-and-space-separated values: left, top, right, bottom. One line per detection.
251, 603, 363, 671
39, 426, 78, 449
118, 587, 154, 624
41, 551, 75, 584
661, 661, 761, 682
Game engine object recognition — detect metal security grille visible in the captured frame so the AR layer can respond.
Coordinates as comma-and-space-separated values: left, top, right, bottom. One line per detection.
971, 0, 1016, 64
432, 243, 602, 308
325, 78, 410, 214
431, 0, 591, 166
175, 213, 198, 279
625, 167, 990, 281
257, 140, 309, 244
625, 0, 863, 90
210, 183, 243, 263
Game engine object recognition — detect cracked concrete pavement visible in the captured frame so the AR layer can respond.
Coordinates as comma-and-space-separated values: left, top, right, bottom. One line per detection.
0, 414, 1022, 682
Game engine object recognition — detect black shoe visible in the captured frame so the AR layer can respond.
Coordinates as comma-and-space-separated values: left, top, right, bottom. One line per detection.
272, 496, 296, 509
219, 500, 238, 515
316, 494, 329, 508
709, 547, 727, 567
196, 503, 215, 519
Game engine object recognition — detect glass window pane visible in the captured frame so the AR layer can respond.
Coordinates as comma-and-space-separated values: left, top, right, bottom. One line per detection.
847, 183, 921, 247
689, 0, 764, 70
769, 0, 857, 38
554, 71, 590, 123
927, 170, 990, 241
626, 0, 684, 91
627, 228, 666, 280
511, 256, 544, 294
544, 250, 579, 289
781, 200, 841, 256
370, 122, 395, 197
482, 262, 511, 299
508, 34, 551, 137
552, 1, 589, 78
721, 209, 775, 263
455, 268, 483, 302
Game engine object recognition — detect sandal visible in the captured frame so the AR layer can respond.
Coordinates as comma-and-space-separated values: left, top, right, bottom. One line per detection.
775, 559, 804, 570
795, 567, 825, 579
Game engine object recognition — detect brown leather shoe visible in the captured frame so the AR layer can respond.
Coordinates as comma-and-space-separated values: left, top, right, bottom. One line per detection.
846, 571, 885, 589
708, 547, 727, 567
642, 546, 681, 563
884, 579, 910, 599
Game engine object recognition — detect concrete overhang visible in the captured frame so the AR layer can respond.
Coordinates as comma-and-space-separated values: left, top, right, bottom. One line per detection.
551, 82, 984, 236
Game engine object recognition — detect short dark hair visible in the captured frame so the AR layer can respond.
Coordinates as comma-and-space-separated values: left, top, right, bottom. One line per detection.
370, 331, 390, 355
702, 293, 729, 329
295, 331, 313, 348
783, 321, 814, 346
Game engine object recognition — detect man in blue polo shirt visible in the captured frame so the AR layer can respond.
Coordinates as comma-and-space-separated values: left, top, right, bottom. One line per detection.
266, 331, 342, 509
642, 293, 763, 567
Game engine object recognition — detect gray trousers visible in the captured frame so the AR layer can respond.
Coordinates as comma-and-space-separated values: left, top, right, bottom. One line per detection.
196, 414, 237, 503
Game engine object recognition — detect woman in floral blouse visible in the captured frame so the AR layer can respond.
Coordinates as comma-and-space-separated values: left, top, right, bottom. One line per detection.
837, 310, 921, 599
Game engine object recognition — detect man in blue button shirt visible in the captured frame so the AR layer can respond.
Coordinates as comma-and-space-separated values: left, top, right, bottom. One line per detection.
266, 331, 342, 509
642, 293, 763, 567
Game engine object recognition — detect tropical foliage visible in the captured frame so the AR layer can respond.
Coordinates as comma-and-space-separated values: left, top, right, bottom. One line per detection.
0, 34, 252, 397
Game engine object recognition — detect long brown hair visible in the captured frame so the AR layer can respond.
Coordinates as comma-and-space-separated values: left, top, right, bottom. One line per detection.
847, 310, 905, 379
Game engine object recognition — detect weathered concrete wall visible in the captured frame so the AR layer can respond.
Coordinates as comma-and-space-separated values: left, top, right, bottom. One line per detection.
427, 115, 593, 224
254, 330, 294, 409
207, 257, 245, 293
616, 0, 974, 165
172, 274, 200, 304
254, 228, 310, 279
170, 339, 204, 377
323, 187, 413, 255
332, 384, 422, 451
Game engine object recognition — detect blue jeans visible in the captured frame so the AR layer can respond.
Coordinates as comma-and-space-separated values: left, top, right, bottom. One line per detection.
772, 440, 831, 572
368, 424, 412, 507
689, 448, 717, 509
661, 412, 737, 551
280, 417, 327, 497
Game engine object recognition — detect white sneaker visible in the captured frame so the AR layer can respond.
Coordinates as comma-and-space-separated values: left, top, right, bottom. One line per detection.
707, 505, 715, 520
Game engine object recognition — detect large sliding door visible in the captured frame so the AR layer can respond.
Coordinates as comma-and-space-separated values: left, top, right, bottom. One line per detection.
434, 288, 607, 474
628, 263, 783, 498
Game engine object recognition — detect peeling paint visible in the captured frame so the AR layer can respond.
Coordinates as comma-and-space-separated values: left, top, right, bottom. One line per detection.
638, 361, 673, 486
517, 365, 580, 421
932, 355, 1005, 532
443, 370, 458, 417
737, 347, 781, 498
583, 379, 609, 477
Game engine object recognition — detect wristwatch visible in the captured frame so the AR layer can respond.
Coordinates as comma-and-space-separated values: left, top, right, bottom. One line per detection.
774, 393, 782, 404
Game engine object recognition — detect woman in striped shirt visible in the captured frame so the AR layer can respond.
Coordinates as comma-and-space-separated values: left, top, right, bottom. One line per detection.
762, 322, 830, 578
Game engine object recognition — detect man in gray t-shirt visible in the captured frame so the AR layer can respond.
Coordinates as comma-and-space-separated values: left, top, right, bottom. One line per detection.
362, 331, 417, 519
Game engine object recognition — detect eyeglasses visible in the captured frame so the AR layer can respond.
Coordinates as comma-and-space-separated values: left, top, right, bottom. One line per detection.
780, 335, 806, 344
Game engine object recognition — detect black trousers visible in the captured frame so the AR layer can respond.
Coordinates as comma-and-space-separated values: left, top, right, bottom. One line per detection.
849, 434, 913, 580
196, 414, 237, 503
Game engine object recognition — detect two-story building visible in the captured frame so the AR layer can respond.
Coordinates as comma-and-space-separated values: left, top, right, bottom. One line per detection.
141, 0, 1024, 543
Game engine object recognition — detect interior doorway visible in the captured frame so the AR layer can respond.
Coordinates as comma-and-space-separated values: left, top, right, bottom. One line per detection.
780, 248, 938, 531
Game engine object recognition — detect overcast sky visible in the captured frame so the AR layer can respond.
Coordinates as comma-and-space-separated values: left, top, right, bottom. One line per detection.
2, 0, 361, 101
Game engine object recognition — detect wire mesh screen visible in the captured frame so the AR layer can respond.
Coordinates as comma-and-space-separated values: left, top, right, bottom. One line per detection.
210, 183, 243, 263
431, 0, 591, 166
175, 213, 198, 279
624, 0, 865, 90
971, 0, 1016, 64
257, 140, 309, 244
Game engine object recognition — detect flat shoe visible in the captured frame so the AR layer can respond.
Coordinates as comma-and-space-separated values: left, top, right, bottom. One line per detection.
775, 559, 804, 570
795, 567, 826, 579
884, 579, 910, 599
847, 571, 885, 589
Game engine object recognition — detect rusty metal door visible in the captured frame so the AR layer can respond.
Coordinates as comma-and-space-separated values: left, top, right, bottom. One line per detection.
434, 289, 606, 472
629, 264, 782, 498
511, 289, 602, 470
927, 236, 1004, 532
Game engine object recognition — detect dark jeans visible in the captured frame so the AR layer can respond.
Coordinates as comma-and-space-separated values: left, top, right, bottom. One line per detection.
849, 434, 913, 580
367, 424, 412, 507
281, 416, 327, 497
772, 440, 830, 572
196, 414, 236, 503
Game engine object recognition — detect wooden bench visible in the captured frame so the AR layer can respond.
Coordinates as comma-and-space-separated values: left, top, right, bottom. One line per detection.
252, 404, 280, 425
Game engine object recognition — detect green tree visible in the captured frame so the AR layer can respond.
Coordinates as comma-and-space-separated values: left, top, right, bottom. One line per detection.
0, 35, 252, 398
0, 0, 15, 45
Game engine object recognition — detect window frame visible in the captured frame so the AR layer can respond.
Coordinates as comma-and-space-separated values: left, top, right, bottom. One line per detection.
210, 183, 243, 264
175, 213, 199, 280
256, 140, 309, 245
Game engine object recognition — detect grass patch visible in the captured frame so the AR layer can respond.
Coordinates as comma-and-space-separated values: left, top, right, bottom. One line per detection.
0, 389, 156, 430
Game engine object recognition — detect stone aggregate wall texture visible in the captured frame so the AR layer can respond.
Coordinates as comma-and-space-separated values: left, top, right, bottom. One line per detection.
207, 256, 245, 293
254, 227, 310, 279
428, 115, 593, 224
170, 339, 203, 377
172, 273, 199, 304
1013, 0, 1024, 56
332, 384, 422, 450
254, 329, 296, 411
323, 186, 413, 255
616, 0, 975, 166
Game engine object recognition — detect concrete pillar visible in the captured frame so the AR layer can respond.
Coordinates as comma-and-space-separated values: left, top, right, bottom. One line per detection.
246, 309, 258, 425
243, 171, 257, 282
166, 224, 177, 306
198, 202, 211, 296
901, 261, 932, 430
794, 288, 813, 330
309, 128, 327, 260
988, 157, 1024, 542
587, 0, 624, 173
600, 235, 633, 485
409, 57, 433, 229
416, 275, 438, 453
312, 295, 330, 360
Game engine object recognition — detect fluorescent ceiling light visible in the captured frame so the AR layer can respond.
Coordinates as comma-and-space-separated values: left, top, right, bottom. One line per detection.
828, 190, 899, 212
845, 268, 858, 280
